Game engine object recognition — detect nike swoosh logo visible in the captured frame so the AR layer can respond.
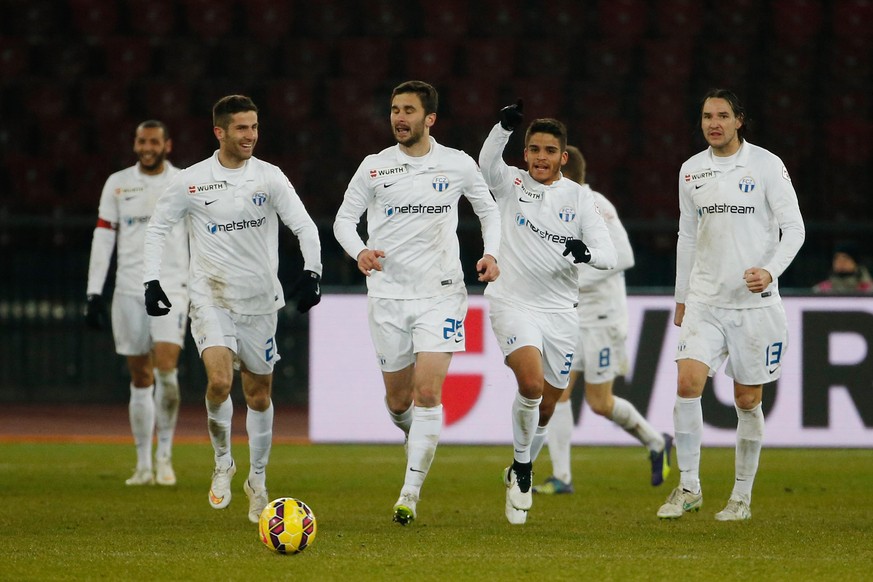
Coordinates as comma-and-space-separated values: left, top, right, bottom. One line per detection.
454, 336, 463, 343
518, 197, 533, 203
209, 490, 225, 505
694, 184, 704, 190
409, 468, 425, 474
383, 182, 397, 188
682, 502, 696, 510
769, 366, 780, 374
205, 200, 217, 205
124, 196, 136, 201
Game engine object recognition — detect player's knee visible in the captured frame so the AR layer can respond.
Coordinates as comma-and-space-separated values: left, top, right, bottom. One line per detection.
734, 392, 761, 411
587, 397, 611, 417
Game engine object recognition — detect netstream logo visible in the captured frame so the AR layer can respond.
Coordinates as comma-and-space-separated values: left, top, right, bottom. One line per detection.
123, 215, 151, 226
205, 216, 266, 233
385, 203, 451, 217
697, 203, 755, 217
514, 213, 572, 244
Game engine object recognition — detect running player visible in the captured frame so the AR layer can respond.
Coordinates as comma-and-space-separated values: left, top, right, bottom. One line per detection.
85, 120, 188, 487
142, 95, 323, 523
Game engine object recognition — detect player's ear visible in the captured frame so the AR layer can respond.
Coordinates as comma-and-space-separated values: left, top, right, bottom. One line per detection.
213, 126, 224, 141
425, 112, 436, 128
165, 138, 173, 154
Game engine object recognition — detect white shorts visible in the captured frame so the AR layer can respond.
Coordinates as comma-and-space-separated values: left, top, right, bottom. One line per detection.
111, 292, 188, 356
367, 293, 468, 373
189, 305, 280, 375
570, 323, 628, 384
488, 297, 578, 389
675, 301, 788, 385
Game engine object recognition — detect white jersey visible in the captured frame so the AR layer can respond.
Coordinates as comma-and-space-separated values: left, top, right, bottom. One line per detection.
333, 136, 501, 299
87, 162, 187, 297
143, 151, 322, 315
479, 124, 616, 312
577, 190, 634, 326
676, 141, 805, 309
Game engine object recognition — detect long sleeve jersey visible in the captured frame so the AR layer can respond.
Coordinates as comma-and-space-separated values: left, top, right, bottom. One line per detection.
143, 151, 322, 315
87, 162, 187, 297
576, 190, 635, 326
479, 124, 616, 312
333, 136, 501, 299
675, 141, 805, 308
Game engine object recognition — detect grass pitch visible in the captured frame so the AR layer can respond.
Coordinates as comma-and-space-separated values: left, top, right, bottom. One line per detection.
0, 442, 871, 581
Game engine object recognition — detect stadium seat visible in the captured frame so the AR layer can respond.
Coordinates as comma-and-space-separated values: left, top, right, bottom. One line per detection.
470, 0, 526, 36
5, 155, 61, 212
422, 0, 470, 37
166, 115, 213, 168
359, 0, 411, 36
242, 0, 294, 41
94, 117, 140, 168
180, 0, 234, 39
832, 0, 873, 41
597, 0, 648, 41
827, 40, 873, 89
141, 80, 193, 120
102, 36, 154, 80
525, 0, 586, 37
701, 40, 752, 87
637, 77, 692, 127
0, 37, 30, 78
506, 78, 567, 119
38, 117, 85, 158
402, 39, 458, 83
325, 78, 383, 123
653, 0, 703, 37
641, 39, 694, 85
60, 153, 113, 213
37, 39, 91, 82
297, 0, 354, 37
627, 160, 679, 220
6, 0, 62, 36
224, 42, 275, 82
277, 39, 333, 78
584, 41, 634, 88
570, 117, 631, 167
336, 38, 394, 79
69, 0, 119, 37
126, 0, 177, 36
771, 0, 823, 46
154, 38, 210, 80
264, 79, 316, 124
765, 45, 815, 87
80, 78, 131, 122
711, 0, 763, 36
825, 119, 873, 166
462, 38, 517, 79
442, 78, 499, 120
516, 39, 573, 78
23, 80, 69, 119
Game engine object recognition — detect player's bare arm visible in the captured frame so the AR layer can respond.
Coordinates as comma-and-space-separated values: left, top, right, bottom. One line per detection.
476, 254, 499, 283
357, 249, 386, 276
674, 303, 685, 327
743, 268, 773, 294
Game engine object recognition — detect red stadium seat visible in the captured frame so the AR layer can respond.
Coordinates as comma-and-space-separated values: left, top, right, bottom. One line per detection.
23, 80, 70, 119
653, 0, 703, 37
126, 0, 177, 36
154, 38, 210, 80
224, 42, 276, 82
470, 0, 526, 36
102, 36, 154, 80
360, 0, 411, 36
38, 117, 84, 158
6, 155, 61, 212
180, 0, 235, 39
337, 38, 394, 79
584, 41, 634, 88
298, 0, 354, 37
507, 78, 567, 119
525, 0, 586, 37
0, 37, 30, 78
711, 0, 763, 36
69, 0, 119, 37
463, 38, 517, 79
80, 78, 132, 122
242, 0, 294, 41
264, 79, 316, 124
278, 39, 333, 78
701, 40, 752, 87
141, 80, 193, 120
641, 39, 694, 84
627, 160, 679, 220
827, 39, 873, 89
825, 119, 873, 165
325, 78, 383, 124
833, 0, 873, 41
597, 0, 647, 42
422, 0, 470, 37
60, 153, 114, 213
402, 39, 458, 83
443, 78, 499, 120
517, 39, 573, 78
771, 0, 823, 46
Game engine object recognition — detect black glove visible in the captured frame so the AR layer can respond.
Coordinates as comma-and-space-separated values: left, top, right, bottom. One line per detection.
563, 239, 591, 264
84, 294, 109, 330
144, 280, 172, 316
290, 270, 321, 313
499, 99, 524, 131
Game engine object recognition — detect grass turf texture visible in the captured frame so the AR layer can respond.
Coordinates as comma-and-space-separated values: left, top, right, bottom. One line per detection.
1, 443, 871, 581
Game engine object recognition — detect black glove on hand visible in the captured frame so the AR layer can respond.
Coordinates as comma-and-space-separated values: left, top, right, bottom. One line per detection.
563, 239, 591, 264
84, 294, 109, 330
290, 270, 321, 313
144, 280, 172, 316
499, 99, 524, 131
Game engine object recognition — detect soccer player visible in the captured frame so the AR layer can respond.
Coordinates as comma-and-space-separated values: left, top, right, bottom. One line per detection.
657, 89, 805, 521
333, 80, 501, 525
142, 95, 323, 523
85, 120, 188, 487
479, 101, 617, 524
533, 145, 672, 496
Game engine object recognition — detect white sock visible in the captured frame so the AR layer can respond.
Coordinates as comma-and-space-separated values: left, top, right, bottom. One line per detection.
246, 401, 274, 490
547, 400, 574, 484
401, 405, 443, 498
154, 368, 180, 460
206, 396, 233, 466
674, 396, 703, 494
129, 384, 155, 472
610, 397, 665, 452
530, 425, 548, 463
386, 398, 413, 436
511, 392, 542, 464
732, 403, 764, 504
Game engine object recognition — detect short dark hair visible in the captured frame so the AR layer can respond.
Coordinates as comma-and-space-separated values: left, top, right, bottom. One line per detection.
701, 88, 748, 141
524, 118, 567, 151
213, 95, 258, 129
563, 145, 586, 184
391, 80, 438, 115
137, 119, 169, 140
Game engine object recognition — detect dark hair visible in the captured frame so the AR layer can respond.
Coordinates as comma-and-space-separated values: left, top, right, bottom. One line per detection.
391, 80, 438, 115
524, 118, 568, 151
701, 88, 748, 141
563, 145, 586, 184
137, 119, 170, 140
212, 95, 258, 129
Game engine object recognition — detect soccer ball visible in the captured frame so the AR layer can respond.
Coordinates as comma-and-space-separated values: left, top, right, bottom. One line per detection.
258, 497, 317, 554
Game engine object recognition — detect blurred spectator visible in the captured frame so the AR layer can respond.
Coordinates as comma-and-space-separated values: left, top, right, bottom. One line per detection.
812, 242, 873, 293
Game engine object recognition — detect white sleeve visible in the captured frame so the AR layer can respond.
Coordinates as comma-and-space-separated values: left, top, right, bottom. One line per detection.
143, 177, 187, 284
577, 210, 634, 287
461, 156, 501, 260
675, 173, 697, 303
578, 194, 616, 270
333, 163, 372, 261
86, 225, 117, 296
273, 171, 323, 276
762, 162, 805, 279
477, 123, 514, 194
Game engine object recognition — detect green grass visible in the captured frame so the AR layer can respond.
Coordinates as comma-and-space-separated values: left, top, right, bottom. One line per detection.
0, 443, 871, 581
